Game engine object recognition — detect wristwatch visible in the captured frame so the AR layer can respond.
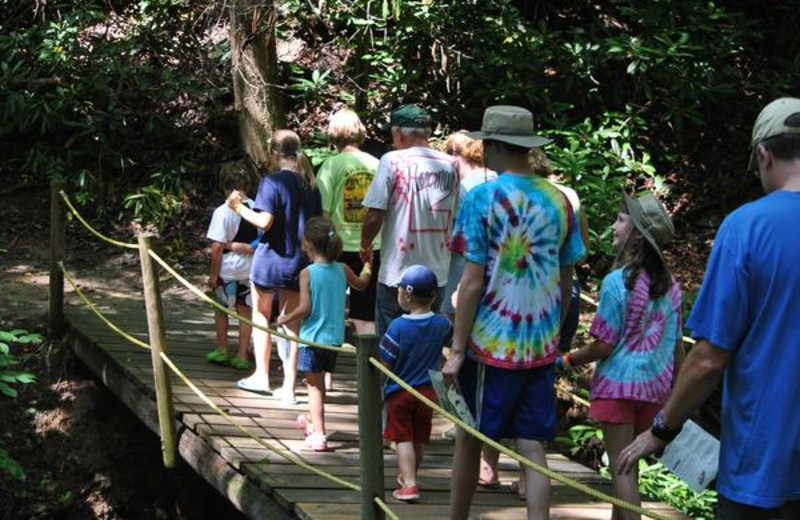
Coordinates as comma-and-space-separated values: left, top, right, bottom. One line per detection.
650, 410, 683, 443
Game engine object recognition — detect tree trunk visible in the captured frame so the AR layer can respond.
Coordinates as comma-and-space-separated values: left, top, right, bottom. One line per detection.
229, 0, 284, 170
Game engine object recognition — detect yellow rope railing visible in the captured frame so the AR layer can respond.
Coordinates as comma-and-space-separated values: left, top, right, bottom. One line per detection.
370, 358, 675, 520
59, 191, 139, 249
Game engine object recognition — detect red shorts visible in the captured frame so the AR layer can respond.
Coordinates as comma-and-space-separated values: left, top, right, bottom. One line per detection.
589, 399, 662, 434
384, 386, 436, 444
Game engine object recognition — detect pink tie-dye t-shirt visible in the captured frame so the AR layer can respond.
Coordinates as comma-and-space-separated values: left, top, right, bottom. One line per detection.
589, 268, 682, 404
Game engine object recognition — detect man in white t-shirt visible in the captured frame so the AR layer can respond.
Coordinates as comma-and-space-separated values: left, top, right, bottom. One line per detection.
360, 104, 459, 336
206, 178, 260, 371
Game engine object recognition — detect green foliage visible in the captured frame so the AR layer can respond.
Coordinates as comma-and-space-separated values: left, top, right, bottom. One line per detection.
600, 459, 717, 519
285, 0, 799, 260
544, 110, 659, 256
302, 131, 338, 167
0, 0, 229, 230
556, 422, 603, 457
0, 329, 39, 399
122, 162, 192, 228
0, 328, 39, 483
0, 444, 26, 482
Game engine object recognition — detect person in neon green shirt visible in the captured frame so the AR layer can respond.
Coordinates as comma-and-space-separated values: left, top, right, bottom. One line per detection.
317, 108, 380, 335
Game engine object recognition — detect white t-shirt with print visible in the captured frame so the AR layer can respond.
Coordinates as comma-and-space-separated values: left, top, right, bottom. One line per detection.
363, 146, 459, 286
205, 200, 254, 281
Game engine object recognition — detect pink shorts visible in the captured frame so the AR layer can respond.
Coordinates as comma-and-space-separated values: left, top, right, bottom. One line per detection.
589, 399, 662, 434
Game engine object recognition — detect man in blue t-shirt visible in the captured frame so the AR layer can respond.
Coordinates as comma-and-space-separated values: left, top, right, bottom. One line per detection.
618, 98, 800, 519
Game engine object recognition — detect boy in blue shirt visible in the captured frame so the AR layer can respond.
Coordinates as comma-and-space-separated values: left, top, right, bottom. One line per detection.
380, 265, 452, 502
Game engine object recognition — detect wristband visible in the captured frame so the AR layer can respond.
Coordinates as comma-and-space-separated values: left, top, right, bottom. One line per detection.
650, 410, 683, 443
560, 354, 573, 370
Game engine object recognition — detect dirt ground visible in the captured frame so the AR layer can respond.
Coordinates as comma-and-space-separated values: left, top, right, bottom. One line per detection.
0, 188, 245, 520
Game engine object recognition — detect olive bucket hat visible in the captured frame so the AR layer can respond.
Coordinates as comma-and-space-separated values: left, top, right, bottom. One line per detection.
624, 192, 674, 261
468, 105, 552, 149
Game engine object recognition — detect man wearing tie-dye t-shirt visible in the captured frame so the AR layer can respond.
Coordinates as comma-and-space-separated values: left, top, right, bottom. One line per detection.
442, 106, 585, 520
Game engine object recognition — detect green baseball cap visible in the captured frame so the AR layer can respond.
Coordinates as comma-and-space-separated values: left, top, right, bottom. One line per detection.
390, 104, 432, 129
749, 97, 800, 171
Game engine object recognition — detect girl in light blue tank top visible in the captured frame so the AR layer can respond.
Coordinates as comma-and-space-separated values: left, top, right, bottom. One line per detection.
278, 216, 371, 451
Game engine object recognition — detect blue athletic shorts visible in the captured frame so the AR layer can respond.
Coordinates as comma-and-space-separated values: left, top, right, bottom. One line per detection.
458, 356, 556, 442
298, 346, 338, 374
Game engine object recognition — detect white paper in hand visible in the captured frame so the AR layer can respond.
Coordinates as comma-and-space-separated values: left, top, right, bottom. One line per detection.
659, 419, 720, 493
428, 369, 476, 428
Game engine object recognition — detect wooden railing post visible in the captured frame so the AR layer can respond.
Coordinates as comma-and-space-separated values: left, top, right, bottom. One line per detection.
356, 334, 385, 520
137, 233, 178, 469
49, 180, 66, 339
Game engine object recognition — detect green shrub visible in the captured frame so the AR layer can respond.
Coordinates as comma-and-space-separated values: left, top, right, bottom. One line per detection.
0, 329, 38, 399
0, 328, 40, 482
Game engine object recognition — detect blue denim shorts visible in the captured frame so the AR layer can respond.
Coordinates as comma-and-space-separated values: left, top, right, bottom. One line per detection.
297, 346, 338, 374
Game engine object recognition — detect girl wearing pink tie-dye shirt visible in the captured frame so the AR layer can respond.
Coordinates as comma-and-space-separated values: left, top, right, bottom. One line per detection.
558, 192, 684, 520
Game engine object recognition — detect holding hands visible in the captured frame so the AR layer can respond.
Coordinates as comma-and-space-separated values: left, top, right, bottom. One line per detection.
226, 190, 244, 214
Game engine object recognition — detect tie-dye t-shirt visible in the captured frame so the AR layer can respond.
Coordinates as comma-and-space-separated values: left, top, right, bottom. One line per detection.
450, 173, 586, 370
589, 268, 682, 404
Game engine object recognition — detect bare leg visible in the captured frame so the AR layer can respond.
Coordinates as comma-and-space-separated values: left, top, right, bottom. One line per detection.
214, 309, 229, 353
413, 442, 426, 474
235, 300, 252, 360
396, 442, 418, 487
480, 445, 500, 485
278, 288, 300, 401
449, 428, 483, 520
243, 284, 272, 387
351, 319, 375, 335
305, 371, 326, 436
516, 439, 549, 520
324, 371, 333, 392
602, 422, 641, 520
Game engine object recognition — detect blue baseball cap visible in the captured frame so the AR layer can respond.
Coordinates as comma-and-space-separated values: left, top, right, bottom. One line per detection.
397, 265, 438, 298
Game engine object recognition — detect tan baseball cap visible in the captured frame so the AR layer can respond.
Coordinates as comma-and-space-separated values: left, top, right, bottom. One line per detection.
748, 97, 800, 171
468, 105, 552, 149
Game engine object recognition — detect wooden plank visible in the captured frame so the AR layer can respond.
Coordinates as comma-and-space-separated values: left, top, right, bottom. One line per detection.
294, 502, 689, 520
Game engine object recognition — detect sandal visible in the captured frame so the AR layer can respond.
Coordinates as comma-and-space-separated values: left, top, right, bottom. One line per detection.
509, 480, 526, 500
206, 348, 230, 366
477, 478, 501, 489
273, 387, 298, 405
235, 377, 271, 395
229, 356, 251, 371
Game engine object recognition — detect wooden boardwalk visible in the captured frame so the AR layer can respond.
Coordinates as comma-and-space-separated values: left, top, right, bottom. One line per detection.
63, 294, 687, 520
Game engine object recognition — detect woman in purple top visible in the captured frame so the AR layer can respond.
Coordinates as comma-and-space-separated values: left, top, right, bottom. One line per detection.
227, 130, 322, 400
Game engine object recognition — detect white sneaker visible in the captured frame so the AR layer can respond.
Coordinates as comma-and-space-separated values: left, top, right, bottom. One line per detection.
304, 432, 330, 452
